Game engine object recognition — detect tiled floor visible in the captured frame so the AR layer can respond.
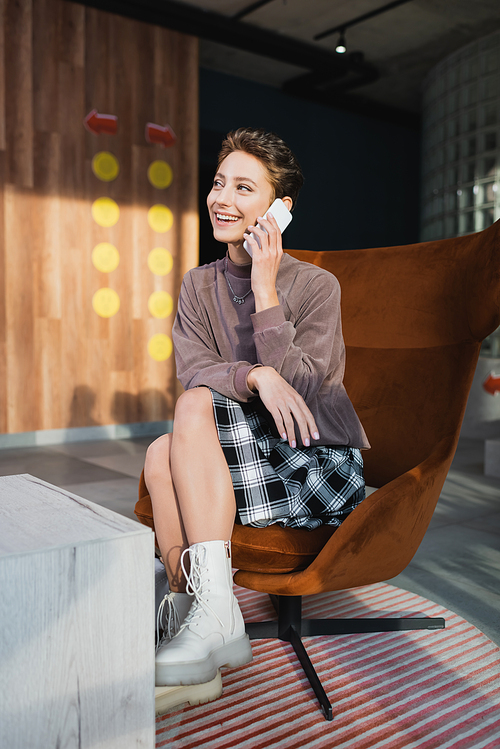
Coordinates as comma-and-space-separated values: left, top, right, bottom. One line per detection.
1, 434, 499, 644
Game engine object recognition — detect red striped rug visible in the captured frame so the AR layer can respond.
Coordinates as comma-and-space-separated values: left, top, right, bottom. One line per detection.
156, 583, 500, 748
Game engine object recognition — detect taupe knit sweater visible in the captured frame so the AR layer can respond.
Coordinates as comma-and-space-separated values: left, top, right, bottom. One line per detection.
172, 253, 370, 450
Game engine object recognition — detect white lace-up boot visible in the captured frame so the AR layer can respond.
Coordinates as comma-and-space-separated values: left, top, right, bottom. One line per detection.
155, 673, 223, 715
155, 540, 253, 686
154, 560, 223, 707
156, 591, 194, 651
155, 557, 194, 651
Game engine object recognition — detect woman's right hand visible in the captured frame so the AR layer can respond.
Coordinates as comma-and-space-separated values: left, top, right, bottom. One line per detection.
247, 366, 320, 448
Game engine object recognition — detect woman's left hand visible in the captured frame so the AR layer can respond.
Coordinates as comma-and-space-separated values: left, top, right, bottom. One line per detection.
247, 366, 320, 448
244, 212, 282, 312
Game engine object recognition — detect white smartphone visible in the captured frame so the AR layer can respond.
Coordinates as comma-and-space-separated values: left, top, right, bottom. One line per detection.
243, 197, 293, 257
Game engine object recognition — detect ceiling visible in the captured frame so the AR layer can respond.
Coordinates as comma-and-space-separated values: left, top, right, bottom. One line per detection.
192, 0, 500, 117
80, 0, 500, 125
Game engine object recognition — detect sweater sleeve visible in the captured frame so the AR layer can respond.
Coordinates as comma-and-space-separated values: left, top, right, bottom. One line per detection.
172, 274, 259, 402
250, 271, 343, 403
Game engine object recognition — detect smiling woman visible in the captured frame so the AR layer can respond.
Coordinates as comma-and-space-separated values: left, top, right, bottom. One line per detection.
208, 150, 291, 311
137, 126, 369, 701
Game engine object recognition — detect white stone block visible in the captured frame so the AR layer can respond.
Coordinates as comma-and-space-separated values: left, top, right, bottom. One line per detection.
0, 474, 155, 749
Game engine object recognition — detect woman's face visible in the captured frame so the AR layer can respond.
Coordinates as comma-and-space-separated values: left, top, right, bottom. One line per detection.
207, 151, 274, 251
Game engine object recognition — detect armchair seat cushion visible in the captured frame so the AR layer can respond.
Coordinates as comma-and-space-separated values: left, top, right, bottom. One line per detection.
136, 470, 336, 573
231, 522, 336, 573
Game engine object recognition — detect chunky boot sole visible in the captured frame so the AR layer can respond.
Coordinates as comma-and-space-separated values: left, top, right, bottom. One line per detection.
156, 634, 253, 686
155, 671, 223, 715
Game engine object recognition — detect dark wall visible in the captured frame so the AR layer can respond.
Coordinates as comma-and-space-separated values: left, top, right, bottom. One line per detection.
199, 67, 420, 266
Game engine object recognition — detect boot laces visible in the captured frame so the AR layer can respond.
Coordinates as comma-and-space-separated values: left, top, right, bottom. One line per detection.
156, 593, 182, 652
178, 546, 224, 633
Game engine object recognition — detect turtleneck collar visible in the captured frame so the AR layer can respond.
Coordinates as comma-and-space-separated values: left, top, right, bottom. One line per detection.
225, 252, 252, 279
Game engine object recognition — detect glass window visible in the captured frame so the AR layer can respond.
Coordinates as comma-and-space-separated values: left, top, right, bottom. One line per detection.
420, 34, 500, 242
447, 142, 460, 162
481, 103, 497, 126
462, 83, 477, 107
481, 326, 500, 357
447, 118, 459, 138
462, 162, 475, 182
459, 211, 475, 233
434, 218, 444, 236
467, 212, 476, 233
427, 221, 437, 239
420, 225, 431, 241
424, 81, 435, 107
480, 75, 499, 100
484, 182, 497, 203
447, 166, 458, 186
483, 207, 495, 227
445, 191, 458, 211
481, 156, 496, 178
484, 131, 497, 151
459, 186, 474, 208
445, 215, 458, 236
447, 91, 459, 114
483, 49, 499, 74
462, 110, 477, 132
461, 59, 478, 82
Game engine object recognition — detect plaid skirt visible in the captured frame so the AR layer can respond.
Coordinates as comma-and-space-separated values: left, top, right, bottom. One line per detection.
210, 389, 365, 531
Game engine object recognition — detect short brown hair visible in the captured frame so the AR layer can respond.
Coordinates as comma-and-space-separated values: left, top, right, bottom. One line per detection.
217, 127, 304, 209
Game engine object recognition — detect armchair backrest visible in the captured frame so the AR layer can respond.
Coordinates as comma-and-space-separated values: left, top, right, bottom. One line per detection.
287, 220, 500, 487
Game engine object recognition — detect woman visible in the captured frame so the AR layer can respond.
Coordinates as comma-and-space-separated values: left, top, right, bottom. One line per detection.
144, 127, 369, 689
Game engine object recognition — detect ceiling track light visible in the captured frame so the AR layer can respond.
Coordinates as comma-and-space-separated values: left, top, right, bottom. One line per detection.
336, 30, 346, 54
315, 0, 414, 42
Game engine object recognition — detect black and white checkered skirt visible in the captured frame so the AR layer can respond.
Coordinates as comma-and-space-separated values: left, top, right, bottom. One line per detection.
210, 389, 365, 531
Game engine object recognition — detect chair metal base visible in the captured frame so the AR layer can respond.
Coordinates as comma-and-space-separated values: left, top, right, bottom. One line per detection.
245, 595, 445, 721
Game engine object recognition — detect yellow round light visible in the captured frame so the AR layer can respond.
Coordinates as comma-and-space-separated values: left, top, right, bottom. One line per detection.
148, 204, 173, 233
91, 197, 120, 227
148, 334, 172, 361
92, 242, 120, 273
147, 160, 173, 189
92, 152, 119, 182
147, 247, 173, 276
92, 288, 120, 318
148, 291, 173, 319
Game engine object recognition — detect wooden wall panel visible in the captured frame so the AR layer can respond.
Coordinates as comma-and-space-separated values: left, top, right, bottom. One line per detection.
0, 0, 199, 433
5, 0, 33, 188
0, 153, 6, 433
0, 0, 6, 152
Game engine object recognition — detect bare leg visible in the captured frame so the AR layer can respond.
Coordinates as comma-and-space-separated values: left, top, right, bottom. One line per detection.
144, 387, 236, 592
170, 387, 236, 543
151, 389, 252, 684
144, 433, 189, 592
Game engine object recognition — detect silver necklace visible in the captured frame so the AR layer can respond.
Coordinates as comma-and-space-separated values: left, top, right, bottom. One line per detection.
224, 256, 252, 305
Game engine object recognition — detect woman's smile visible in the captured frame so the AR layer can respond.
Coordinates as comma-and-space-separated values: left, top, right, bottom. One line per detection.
214, 211, 242, 226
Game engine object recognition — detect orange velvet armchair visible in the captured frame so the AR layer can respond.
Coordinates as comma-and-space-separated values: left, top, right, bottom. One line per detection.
136, 220, 500, 719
